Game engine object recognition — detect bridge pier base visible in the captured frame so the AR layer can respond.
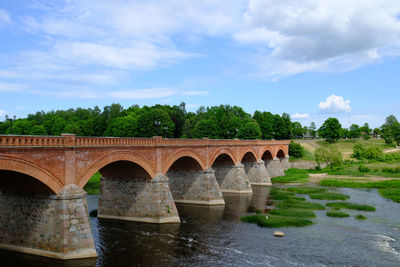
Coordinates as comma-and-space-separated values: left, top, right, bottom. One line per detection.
213, 163, 253, 193
168, 169, 225, 205
265, 158, 285, 178
281, 155, 290, 171
244, 160, 272, 186
0, 185, 97, 259
98, 174, 180, 223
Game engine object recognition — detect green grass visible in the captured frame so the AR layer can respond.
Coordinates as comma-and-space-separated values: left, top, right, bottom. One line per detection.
83, 172, 101, 195
276, 199, 325, 210
290, 147, 315, 162
286, 186, 326, 194
309, 192, 350, 200
269, 209, 316, 218
326, 202, 376, 211
271, 168, 310, 183
378, 188, 400, 203
326, 211, 350, 218
320, 179, 400, 189
269, 188, 306, 201
355, 214, 367, 220
240, 214, 314, 227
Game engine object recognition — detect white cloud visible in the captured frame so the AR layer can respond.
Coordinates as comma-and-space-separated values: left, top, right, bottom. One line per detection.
291, 113, 310, 119
182, 91, 209, 96
0, 9, 11, 25
237, 0, 400, 79
319, 95, 351, 114
0, 82, 26, 92
108, 88, 177, 99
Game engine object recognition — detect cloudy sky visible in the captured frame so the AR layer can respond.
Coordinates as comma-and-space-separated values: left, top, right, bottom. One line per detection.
1, 0, 400, 128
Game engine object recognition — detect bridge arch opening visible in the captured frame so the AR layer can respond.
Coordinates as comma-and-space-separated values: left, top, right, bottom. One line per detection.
262, 150, 273, 161
241, 151, 257, 163
166, 156, 223, 204
0, 170, 54, 195
277, 150, 285, 159
211, 153, 236, 187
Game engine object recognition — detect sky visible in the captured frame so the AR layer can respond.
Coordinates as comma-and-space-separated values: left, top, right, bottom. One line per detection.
1, 0, 400, 128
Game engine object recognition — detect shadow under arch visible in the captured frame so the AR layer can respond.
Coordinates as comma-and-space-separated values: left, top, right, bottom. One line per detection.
0, 156, 62, 194
163, 148, 205, 174
77, 151, 156, 188
277, 149, 285, 159
209, 148, 236, 167
261, 149, 274, 161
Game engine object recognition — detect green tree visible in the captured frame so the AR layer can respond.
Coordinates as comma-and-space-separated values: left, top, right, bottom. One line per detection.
253, 111, 275, 139
315, 146, 342, 170
237, 120, 262, 140
137, 108, 175, 137
104, 116, 138, 137
64, 121, 82, 135
192, 119, 219, 139
30, 125, 47, 135
11, 120, 33, 135
349, 124, 361, 140
309, 122, 316, 138
318, 118, 342, 143
292, 121, 305, 139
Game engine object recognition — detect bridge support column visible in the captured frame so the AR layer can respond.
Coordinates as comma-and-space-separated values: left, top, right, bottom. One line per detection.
168, 169, 225, 205
98, 174, 180, 223
265, 157, 285, 178
244, 160, 272, 185
0, 185, 97, 259
281, 155, 290, 171
213, 163, 253, 193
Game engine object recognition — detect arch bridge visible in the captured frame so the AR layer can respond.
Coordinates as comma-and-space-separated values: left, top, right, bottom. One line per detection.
0, 134, 289, 259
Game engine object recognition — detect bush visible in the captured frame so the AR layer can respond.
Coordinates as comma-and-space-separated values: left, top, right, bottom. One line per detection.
289, 142, 304, 158
352, 144, 383, 160
358, 165, 370, 172
382, 167, 400, 174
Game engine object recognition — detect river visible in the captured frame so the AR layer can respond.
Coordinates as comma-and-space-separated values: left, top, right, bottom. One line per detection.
1, 186, 400, 266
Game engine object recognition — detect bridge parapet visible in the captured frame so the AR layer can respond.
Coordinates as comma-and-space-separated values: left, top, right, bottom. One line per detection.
0, 134, 290, 148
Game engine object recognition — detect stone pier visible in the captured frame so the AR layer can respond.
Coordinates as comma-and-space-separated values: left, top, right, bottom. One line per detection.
167, 169, 225, 205
244, 160, 272, 185
0, 185, 97, 259
281, 155, 290, 171
98, 174, 180, 223
265, 157, 285, 178
213, 163, 252, 193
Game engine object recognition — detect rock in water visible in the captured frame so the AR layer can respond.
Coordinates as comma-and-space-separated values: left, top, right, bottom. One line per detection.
274, 231, 285, 237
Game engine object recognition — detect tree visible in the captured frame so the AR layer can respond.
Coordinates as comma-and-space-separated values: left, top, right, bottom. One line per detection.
309, 122, 316, 138
253, 111, 274, 139
236, 120, 262, 140
381, 115, 400, 146
292, 122, 305, 139
318, 118, 342, 143
64, 121, 82, 135
137, 108, 175, 137
104, 116, 138, 137
349, 124, 361, 140
315, 146, 342, 170
30, 125, 47, 135
192, 119, 219, 139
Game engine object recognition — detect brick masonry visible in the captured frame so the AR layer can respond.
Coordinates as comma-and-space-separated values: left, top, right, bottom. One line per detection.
0, 184, 96, 259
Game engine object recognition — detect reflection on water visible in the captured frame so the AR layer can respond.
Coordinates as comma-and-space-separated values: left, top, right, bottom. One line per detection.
1, 186, 400, 266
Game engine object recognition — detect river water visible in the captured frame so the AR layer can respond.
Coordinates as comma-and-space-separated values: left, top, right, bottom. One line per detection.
1, 186, 400, 266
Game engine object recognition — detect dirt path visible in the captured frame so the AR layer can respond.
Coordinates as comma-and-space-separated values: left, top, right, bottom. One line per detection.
307, 173, 399, 184
383, 147, 400, 153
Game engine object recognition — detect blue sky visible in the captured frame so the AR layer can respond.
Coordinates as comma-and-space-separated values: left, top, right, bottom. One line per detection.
1, 0, 400, 128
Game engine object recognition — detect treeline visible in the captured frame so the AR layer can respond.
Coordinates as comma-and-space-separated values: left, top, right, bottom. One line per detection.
0, 103, 295, 140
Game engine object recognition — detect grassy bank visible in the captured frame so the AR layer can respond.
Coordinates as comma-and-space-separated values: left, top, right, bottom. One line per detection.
83, 172, 101, 195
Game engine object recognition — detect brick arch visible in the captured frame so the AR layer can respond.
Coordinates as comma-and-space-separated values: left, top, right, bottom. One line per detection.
77, 150, 156, 188
163, 148, 206, 174
239, 147, 258, 162
0, 155, 63, 194
275, 145, 287, 158
209, 148, 236, 167
261, 147, 274, 160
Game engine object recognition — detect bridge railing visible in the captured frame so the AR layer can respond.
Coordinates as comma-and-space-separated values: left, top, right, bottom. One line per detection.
0, 134, 290, 148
